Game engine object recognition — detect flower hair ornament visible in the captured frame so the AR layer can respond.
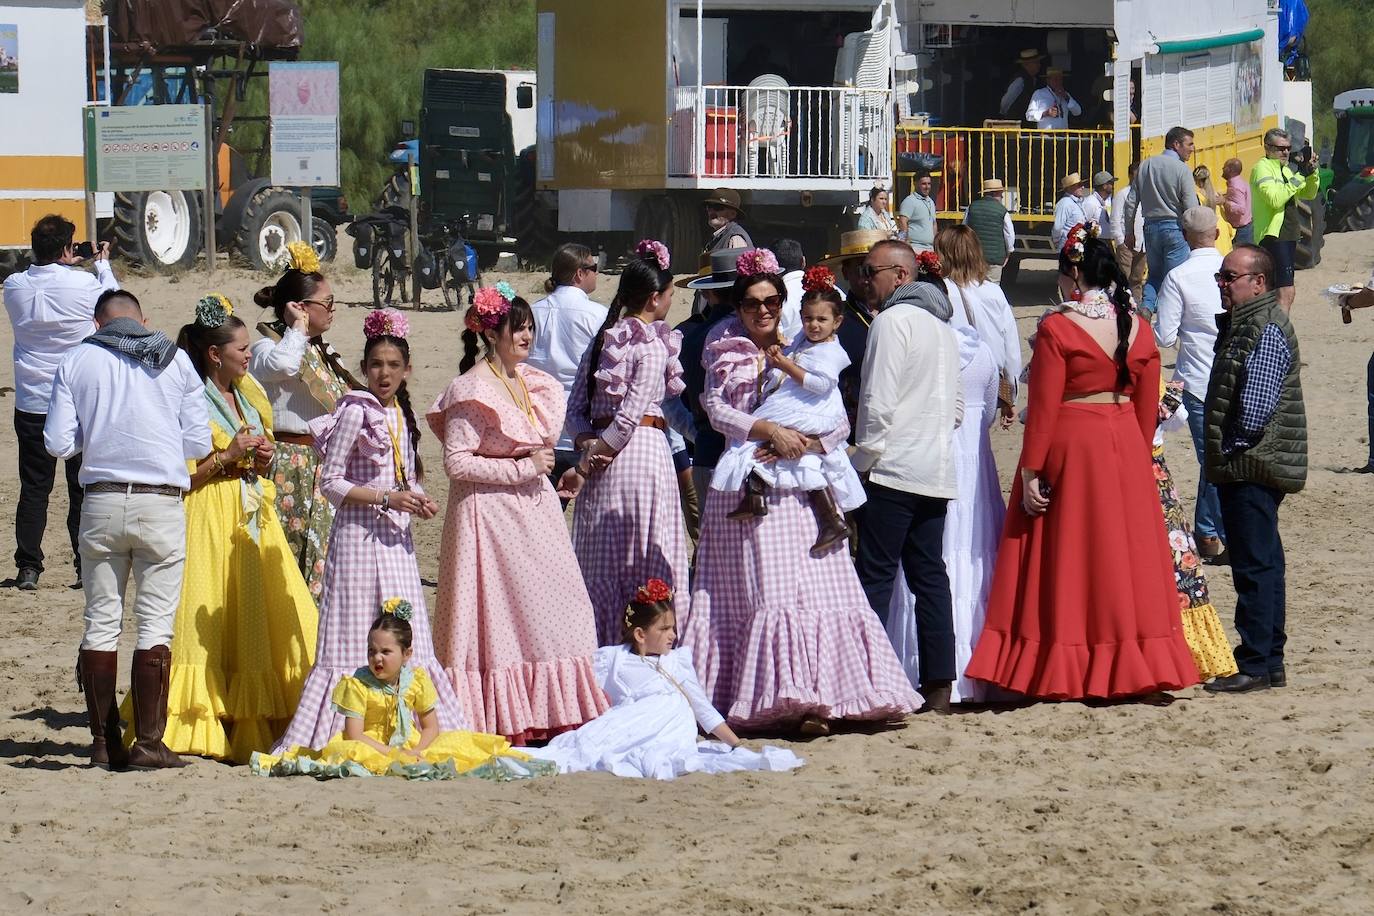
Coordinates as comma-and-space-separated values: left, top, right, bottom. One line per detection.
736, 248, 781, 278
381, 597, 413, 621
194, 293, 234, 328
635, 239, 671, 271
284, 239, 321, 275
466, 284, 513, 334
1062, 221, 1101, 264
363, 307, 409, 340
623, 578, 674, 629
915, 250, 943, 280
802, 265, 836, 293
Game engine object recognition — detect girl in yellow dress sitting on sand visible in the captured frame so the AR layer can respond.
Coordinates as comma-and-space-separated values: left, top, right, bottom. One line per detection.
252, 601, 554, 780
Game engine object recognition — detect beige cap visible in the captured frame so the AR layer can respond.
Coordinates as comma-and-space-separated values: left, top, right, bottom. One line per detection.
1181, 205, 1219, 234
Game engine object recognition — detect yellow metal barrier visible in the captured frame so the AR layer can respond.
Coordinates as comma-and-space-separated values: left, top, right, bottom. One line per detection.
894, 126, 1117, 222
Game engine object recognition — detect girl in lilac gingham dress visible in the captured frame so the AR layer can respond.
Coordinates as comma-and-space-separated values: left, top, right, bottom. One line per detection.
561, 244, 691, 645
678, 263, 919, 735
273, 313, 465, 752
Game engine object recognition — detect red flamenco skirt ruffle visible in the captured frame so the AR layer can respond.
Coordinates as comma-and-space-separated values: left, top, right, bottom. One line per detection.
965, 402, 1201, 700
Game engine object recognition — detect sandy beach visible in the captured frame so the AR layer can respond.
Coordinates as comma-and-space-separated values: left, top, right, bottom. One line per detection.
2, 232, 1372, 914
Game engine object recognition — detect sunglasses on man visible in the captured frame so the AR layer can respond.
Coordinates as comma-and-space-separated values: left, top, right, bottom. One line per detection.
860, 263, 902, 280
1214, 270, 1260, 286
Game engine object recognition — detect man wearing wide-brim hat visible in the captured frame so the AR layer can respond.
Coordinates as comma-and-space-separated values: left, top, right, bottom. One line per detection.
701, 188, 752, 256
1000, 48, 1046, 124
1051, 171, 1089, 250
962, 178, 1016, 282
1027, 66, 1081, 130
1081, 170, 1118, 244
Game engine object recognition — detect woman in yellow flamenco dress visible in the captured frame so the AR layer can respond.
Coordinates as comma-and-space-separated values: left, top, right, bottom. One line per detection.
253, 602, 553, 780
124, 294, 319, 763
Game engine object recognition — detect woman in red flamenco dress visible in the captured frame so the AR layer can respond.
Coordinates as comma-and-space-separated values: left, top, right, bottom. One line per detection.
965, 225, 1200, 700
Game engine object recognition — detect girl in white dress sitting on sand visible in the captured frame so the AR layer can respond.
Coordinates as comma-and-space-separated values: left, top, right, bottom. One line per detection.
710, 265, 865, 557
539, 579, 803, 780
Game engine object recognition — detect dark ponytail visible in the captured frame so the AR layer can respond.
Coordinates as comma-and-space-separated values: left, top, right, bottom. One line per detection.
1063, 237, 1134, 390
176, 315, 247, 380
546, 242, 594, 295
254, 268, 326, 324
364, 334, 424, 481
459, 329, 483, 373
583, 256, 671, 417
458, 297, 537, 374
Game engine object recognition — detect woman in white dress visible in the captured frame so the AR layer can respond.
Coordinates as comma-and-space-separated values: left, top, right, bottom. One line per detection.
539, 580, 803, 780
936, 226, 1022, 425
886, 323, 1005, 703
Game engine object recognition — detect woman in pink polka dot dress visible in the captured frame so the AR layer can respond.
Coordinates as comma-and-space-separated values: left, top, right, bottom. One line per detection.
427, 287, 609, 744
560, 242, 691, 645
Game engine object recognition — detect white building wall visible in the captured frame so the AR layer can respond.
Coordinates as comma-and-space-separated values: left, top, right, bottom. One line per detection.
0, 2, 87, 159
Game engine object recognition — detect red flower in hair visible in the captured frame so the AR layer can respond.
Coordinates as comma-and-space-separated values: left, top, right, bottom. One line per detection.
635, 578, 673, 603
802, 265, 836, 293
916, 250, 943, 279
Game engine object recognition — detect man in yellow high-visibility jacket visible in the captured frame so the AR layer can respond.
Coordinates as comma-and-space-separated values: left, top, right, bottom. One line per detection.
1250, 127, 1319, 312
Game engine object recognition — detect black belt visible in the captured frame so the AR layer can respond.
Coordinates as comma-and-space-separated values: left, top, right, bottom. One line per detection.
86, 482, 184, 498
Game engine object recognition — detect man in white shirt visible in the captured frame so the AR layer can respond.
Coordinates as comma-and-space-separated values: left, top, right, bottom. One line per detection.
774, 237, 806, 341
1025, 68, 1081, 130
1051, 172, 1089, 250
1081, 171, 1116, 240
852, 240, 962, 714
1111, 160, 1147, 306
46, 289, 210, 770
3, 215, 119, 591
1153, 206, 1227, 560
527, 242, 609, 486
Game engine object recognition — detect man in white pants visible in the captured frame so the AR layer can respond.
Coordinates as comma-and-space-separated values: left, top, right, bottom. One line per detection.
45, 290, 210, 770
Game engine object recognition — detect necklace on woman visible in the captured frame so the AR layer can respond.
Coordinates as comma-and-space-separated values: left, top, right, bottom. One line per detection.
384, 405, 410, 490
486, 358, 536, 424
1065, 288, 1115, 320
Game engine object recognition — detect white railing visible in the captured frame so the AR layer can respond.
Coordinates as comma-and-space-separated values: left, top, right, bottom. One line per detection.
669, 85, 893, 181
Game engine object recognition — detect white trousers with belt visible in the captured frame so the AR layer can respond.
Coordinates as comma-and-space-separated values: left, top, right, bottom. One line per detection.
78, 489, 186, 652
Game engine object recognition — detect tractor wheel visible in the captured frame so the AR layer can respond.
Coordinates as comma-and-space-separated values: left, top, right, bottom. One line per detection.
111, 190, 202, 273
311, 217, 338, 263
237, 187, 306, 271
634, 195, 671, 248
1294, 197, 1324, 270
1340, 194, 1374, 232
513, 150, 555, 268
378, 172, 411, 211
665, 194, 704, 273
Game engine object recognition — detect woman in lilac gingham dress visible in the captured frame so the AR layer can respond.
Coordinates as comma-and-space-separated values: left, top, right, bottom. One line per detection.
562, 246, 690, 645
273, 326, 465, 752
679, 257, 919, 735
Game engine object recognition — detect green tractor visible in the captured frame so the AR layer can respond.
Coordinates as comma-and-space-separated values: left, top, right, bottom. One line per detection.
1324, 89, 1374, 232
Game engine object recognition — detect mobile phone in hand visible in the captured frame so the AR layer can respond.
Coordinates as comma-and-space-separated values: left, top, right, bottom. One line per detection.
73, 241, 95, 258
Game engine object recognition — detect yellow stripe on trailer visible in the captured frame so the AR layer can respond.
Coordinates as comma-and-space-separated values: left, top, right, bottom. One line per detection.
0, 155, 86, 192
0, 155, 89, 244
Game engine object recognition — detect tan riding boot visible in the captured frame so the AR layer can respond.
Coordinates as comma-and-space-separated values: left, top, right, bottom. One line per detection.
726, 472, 770, 520
77, 649, 128, 771
807, 488, 851, 558
126, 645, 188, 769
677, 467, 701, 541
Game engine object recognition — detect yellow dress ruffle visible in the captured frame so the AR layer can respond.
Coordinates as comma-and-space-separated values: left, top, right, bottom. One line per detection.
123, 375, 318, 763
1181, 602, 1239, 680
252, 669, 552, 780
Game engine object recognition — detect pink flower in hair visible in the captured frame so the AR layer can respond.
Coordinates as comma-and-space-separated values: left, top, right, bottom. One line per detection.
467, 285, 512, 333
363, 308, 409, 340
634, 239, 671, 271
736, 248, 780, 278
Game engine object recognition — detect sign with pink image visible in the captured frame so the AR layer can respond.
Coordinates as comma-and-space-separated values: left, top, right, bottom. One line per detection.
269, 61, 339, 117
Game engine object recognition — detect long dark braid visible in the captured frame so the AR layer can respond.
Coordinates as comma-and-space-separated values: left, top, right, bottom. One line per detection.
459, 328, 483, 373
583, 256, 671, 417
1062, 236, 1135, 390
364, 334, 424, 480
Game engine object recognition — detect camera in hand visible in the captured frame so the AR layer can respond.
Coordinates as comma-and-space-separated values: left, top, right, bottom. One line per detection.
1290, 143, 1316, 176
73, 241, 95, 259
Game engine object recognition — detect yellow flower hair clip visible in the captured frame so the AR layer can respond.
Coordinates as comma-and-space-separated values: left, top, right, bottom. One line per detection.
285, 239, 320, 275
381, 597, 413, 621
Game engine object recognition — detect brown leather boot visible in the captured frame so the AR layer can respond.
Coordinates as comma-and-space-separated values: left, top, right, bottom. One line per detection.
726, 471, 769, 520
919, 682, 953, 715
807, 487, 850, 558
77, 649, 128, 770
127, 645, 188, 769
677, 467, 701, 541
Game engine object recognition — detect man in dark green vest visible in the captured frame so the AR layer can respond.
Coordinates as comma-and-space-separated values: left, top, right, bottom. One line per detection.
1203, 244, 1307, 694
962, 178, 1014, 282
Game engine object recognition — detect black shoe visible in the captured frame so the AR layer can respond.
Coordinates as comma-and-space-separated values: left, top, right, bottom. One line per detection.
1268, 667, 1287, 688
1203, 672, 1270, 693
15, 568, 39, 591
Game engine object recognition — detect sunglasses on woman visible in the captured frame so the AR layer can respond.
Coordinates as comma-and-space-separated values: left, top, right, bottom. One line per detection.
739, 294, 784, 313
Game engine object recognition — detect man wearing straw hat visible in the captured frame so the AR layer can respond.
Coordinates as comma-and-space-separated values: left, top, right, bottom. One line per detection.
999, 49, 1046, 125
1026, 66, 1081, 130
1081, 170, 1117, 243
1051, 172, 1089, 250
963, 178, 1016, 283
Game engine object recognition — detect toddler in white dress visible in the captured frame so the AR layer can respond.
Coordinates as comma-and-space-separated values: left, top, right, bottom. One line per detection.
712, 271, 865, 557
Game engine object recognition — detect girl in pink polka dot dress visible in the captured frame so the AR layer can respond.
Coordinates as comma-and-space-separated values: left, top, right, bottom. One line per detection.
427, 287, 609, 744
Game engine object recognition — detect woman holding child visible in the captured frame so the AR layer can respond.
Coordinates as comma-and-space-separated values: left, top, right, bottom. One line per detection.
680, 249, 919, 736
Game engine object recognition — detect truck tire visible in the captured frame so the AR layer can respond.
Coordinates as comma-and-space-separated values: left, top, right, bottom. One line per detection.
111, 190, 202, 273
513, 153, 555, 268
1294, 197, 1324, 270
311, 216, 338, 263
237, 187, 306, 271
665, 194, 703, 273
1340, 194, 1374, 232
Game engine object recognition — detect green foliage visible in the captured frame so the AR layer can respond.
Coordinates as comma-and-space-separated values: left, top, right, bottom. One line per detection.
230, 0, 535, 209
1306, 0, 1374, 148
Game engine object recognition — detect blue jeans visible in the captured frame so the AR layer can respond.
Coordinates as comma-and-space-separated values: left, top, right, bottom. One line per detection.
1182, 391, 1225, 540
1217, 482, 1286, 677
1232, 222, 1254, 246
1142, 218, 1190, 316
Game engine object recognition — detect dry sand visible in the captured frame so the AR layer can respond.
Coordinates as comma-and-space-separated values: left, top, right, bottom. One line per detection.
2, 231, 1372, 914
